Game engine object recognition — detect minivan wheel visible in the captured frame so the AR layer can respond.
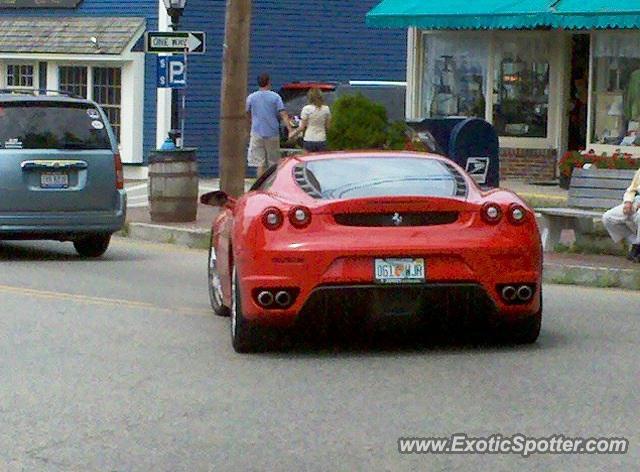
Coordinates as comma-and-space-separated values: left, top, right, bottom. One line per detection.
73, 234, 111, 258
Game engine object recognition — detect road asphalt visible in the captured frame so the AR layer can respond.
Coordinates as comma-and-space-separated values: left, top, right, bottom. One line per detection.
0, 238, 639, 471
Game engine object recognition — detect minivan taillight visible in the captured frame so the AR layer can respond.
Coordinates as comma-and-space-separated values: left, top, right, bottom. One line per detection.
114, 152, 124, 190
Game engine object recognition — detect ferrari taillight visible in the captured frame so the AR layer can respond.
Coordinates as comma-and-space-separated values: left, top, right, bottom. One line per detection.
481, 202, 502, 224
507, 204, 527, 225
262, 207, 284, 230
288, 206, 312, 229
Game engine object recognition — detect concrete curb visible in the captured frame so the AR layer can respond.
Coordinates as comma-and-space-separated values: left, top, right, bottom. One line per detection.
543, 263, 640, 291
123, 222, 210, 249
120, 222, 640, 290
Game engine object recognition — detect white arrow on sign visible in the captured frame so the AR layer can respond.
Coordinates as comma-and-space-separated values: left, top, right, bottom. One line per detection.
187, 33, 202, 53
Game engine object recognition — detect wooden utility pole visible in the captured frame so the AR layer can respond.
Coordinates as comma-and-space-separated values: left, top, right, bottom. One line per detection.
219, 0, 252, 197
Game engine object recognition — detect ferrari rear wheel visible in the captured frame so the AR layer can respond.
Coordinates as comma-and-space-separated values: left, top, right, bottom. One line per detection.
503, 310, 542, 344
497, 291, 543, 344
231, 268, 265, 353
208, 245, 230, 317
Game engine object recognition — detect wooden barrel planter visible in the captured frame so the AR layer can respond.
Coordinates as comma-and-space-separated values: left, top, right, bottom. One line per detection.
148, 148, 198, 223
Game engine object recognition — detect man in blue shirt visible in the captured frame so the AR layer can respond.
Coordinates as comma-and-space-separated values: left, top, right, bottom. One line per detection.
246, 73, 293, 175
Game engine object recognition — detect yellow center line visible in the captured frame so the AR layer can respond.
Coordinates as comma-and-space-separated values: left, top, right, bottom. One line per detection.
0, 284, 212, 317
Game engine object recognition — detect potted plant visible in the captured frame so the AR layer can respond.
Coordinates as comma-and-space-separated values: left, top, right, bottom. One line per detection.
558, 150, 640, 189
558, 151, 584, 189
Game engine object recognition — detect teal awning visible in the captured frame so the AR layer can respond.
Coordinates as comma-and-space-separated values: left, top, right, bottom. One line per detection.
366, 0, 640, 30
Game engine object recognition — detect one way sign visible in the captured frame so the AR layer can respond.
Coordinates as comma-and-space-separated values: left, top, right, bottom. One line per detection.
145, 31, 206, 54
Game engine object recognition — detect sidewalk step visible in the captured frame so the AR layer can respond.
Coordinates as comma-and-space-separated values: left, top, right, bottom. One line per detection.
123, 223, 210, 249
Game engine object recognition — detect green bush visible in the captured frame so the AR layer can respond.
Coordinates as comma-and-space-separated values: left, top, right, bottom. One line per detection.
327, 94, 389, 150
386, 121, 410, 150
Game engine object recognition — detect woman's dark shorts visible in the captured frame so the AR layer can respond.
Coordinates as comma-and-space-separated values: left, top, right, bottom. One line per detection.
303, 141, 327, 152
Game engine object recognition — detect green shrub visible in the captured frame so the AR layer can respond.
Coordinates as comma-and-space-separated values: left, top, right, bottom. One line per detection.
327, 94, 389, 150
386, 121, 410, 150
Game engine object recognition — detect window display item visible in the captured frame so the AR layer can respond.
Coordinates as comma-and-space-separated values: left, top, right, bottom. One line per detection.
422, 33, 488, 119
624, 69, 640, 121
592, 32, 640, 148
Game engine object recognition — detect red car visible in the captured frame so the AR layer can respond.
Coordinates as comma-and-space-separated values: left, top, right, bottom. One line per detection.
201, 152, 542, 352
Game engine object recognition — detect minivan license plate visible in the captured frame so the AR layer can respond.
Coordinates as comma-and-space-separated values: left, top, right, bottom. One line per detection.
374, 258, 425, 284
41, 172, 69, 189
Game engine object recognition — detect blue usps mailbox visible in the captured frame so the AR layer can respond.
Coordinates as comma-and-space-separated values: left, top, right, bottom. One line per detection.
408, 118, 500, 188
157, 55, 186, 89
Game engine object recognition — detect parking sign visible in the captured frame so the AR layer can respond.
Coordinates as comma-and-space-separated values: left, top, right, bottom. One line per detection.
157, 56, 186, 89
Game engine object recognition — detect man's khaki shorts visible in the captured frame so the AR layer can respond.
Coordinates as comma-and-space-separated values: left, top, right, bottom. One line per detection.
247, 134, 280, 168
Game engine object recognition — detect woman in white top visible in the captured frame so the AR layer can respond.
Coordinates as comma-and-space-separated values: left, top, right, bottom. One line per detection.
291, 87, 331, 152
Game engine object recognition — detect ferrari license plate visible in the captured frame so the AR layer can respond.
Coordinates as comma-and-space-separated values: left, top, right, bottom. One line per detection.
374, 258, 425, 284
40, 172, 69, 189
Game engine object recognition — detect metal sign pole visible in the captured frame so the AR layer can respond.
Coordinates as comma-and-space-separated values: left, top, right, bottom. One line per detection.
180, 48, 188, 149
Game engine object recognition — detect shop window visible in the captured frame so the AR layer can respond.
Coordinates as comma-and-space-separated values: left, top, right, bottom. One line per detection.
591, 32, 640, 148
492, 38, 550, 138
59, 66, 88, 98
93, 67, 122, 141
6, 64, 34, 88
422, 33, 489, 119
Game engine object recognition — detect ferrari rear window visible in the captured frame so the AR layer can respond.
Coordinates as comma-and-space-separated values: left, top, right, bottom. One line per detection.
0, 101, 111, 150
295, 157, 466, 199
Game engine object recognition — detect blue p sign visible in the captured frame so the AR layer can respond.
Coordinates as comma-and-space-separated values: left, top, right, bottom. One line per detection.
157, 55, 186, 89
169, 59, 185, 87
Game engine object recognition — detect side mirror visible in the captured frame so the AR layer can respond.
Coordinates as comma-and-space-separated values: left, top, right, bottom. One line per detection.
200, 191, 235, 208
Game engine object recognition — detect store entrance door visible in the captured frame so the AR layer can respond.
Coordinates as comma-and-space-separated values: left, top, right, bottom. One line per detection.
568, 34, 590, 151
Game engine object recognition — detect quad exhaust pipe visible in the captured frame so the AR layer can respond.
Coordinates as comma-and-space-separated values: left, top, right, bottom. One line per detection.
501, 285, 518, 302
275, 291, 292, 307
257, 291, 274, 307
517, 285, 533, 302
255, 289, 296, 308
501, 285, 534, 303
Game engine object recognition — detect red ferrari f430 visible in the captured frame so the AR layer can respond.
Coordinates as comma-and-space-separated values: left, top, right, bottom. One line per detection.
201, 152, 542, 352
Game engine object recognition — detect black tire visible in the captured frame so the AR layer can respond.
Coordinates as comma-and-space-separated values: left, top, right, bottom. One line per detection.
230, 268, 264, 353
496, 290, 543, 344
208, 245, 230, 317
73, 234, 111, 258
506, 310, 542, 344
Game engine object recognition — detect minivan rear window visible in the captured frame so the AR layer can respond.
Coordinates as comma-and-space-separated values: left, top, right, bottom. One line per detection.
0, 101, 111, 150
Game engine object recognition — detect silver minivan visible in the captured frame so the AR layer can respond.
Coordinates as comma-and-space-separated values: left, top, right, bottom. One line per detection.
0, 90, 126, 257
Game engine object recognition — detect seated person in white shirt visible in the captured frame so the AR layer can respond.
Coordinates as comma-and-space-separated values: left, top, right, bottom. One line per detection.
602, 168, 640, 262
